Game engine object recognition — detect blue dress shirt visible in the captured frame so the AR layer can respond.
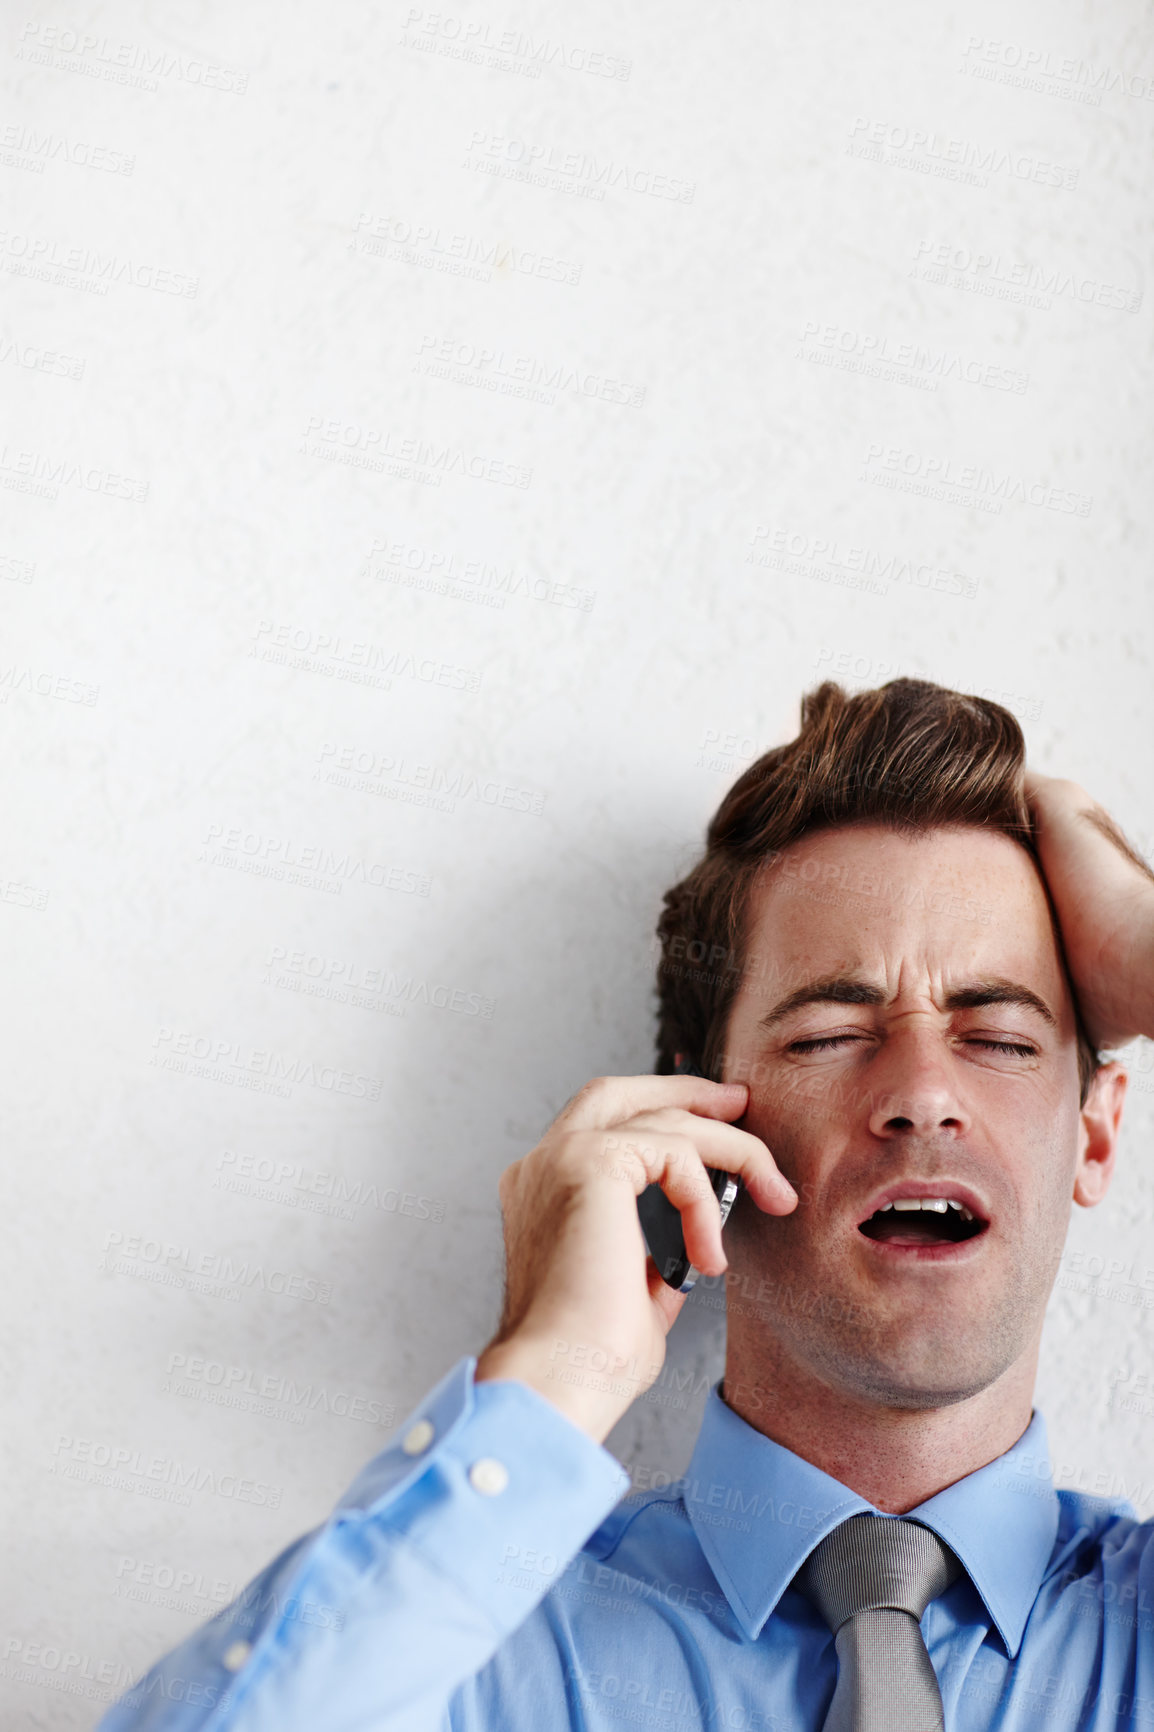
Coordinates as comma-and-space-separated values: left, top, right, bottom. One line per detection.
97, 1356, 1154, 1730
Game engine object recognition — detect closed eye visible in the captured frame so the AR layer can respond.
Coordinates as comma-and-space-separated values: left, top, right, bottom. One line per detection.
786, 1035, 1038, 1056
787, 1034, 864, 1053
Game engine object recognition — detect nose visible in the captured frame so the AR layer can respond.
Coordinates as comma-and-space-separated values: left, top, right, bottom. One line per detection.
866, 1027, 970, 1141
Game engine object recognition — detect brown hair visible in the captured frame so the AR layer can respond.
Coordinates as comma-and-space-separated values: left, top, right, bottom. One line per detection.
654, 678, 1100, 1101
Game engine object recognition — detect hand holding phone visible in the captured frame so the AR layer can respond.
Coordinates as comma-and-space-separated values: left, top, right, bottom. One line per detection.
637, 1061, 743, 1292
476, 1072, 795, 1443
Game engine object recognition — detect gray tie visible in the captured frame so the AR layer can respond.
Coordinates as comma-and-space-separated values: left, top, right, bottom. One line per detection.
796, 1514, 961, 1732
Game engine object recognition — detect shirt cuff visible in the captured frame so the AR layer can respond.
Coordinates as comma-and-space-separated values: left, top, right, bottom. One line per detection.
335, 1355, 632, 1631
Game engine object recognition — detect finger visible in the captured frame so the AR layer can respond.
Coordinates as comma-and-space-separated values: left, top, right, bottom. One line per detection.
497, 1161, 521, 1207
646, 1255, 690, 1331
645, 1137, 736, 1275
1022, 768, 1074, 816
599, 1131, 737, 1275
617, 1107, 797, 1211
1025, 771, 1094, 818
561, 1073, 748, 1134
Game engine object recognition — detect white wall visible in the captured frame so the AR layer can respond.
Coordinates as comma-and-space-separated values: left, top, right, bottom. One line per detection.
2, 0, 1153, 1720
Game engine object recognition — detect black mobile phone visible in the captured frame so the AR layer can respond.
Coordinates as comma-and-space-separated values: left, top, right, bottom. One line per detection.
636, 1059, 742, 1293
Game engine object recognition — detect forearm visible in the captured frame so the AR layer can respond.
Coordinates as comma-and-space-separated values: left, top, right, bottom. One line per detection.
96, 1358, 630, 1732
1105, 921, 1154, 1044
1027, 774, 1154, 1047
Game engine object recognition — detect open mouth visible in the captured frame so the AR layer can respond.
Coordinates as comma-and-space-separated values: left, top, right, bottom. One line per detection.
858, 1198, 987, 1247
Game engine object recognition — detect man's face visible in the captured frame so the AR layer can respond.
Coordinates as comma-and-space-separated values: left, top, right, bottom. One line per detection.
721, 822, 1098, 1409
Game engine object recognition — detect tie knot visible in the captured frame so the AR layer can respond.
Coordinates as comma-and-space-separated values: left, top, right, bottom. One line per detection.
798, 1515, 961, 1631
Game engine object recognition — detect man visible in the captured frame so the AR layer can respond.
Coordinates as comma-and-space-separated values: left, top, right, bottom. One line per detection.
99, 678, 1154, 1730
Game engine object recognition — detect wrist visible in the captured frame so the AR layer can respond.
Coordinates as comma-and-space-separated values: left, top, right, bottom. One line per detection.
1098, 919, 1154, 1046
475, 1336, 643, 1445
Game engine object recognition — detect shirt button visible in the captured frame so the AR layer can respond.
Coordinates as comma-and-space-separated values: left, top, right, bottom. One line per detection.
402, 1418, 435, 1455
221, 1640, 252, 1673
468, 1457, 509, 1497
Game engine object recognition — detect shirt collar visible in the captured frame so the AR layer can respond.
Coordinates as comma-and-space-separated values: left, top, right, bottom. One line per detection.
682, 1382, 1058, 1657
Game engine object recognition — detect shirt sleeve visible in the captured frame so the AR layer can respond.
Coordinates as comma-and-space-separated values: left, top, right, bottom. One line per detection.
95, 1356, 632, 1732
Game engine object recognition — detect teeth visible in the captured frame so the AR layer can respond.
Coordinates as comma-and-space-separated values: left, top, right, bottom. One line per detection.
877, 1197, 976, 1222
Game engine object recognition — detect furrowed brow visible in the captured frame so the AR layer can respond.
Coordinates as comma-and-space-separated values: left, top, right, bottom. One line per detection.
943, 979, 1057, 1026
758, 974, 885, 1032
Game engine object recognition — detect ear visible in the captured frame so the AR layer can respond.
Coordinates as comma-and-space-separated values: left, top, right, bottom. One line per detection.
1072, 1061, 1128, 1208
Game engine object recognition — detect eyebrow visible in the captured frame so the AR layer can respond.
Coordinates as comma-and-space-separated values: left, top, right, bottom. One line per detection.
757, 972, 1057, 1031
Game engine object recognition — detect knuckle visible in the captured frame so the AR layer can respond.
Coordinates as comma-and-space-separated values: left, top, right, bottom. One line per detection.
558, 1128, 618, 1181
562, 1127, 600, 1162
558, 1077, 603, 1119
663, 1135, 704, 1188
640, 1105, 680, 1131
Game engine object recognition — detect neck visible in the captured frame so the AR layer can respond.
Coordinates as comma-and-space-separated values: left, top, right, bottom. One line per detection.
721, 1330, 1039, 1513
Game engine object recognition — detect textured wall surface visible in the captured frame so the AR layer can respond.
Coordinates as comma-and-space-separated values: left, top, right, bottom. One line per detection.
2, 0, 1153, 1721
